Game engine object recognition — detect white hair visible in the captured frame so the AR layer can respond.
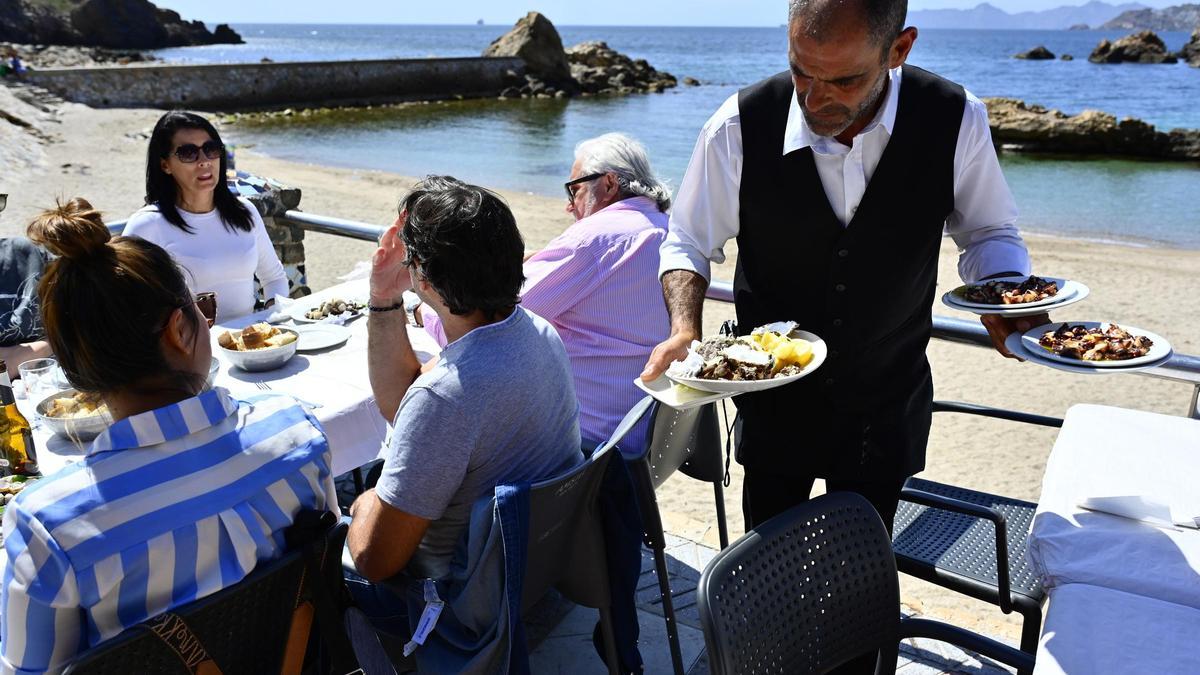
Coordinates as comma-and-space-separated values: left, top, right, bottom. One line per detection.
574, 133, 671, 212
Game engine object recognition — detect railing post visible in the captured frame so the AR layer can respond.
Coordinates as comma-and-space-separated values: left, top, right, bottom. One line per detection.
1191, 384, 1200, 421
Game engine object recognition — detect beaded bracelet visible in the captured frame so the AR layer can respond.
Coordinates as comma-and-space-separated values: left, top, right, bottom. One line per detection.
368, 302, 404, 313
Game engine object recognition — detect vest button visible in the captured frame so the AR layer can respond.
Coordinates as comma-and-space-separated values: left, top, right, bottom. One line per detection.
835, 283, 846, 292
838, 249, 849, 258
832, 318, 843, 327
824, 378, 835, 386
830, 350, 840, 358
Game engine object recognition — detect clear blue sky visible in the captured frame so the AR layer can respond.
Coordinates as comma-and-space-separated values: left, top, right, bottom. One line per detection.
156, 0, 1175, 26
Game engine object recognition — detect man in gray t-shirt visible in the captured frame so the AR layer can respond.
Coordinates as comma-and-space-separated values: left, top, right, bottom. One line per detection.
346, 176, 581, 589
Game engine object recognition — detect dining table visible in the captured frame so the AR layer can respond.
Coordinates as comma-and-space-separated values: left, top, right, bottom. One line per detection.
1026, 403, 1200, 674
20, 278, 442, 479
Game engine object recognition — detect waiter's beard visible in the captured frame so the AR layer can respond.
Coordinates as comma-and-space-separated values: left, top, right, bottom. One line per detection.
801, 67, 889, 139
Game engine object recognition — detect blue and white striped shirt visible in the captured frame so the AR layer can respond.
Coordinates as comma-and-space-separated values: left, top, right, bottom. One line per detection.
0, 388, 336, 674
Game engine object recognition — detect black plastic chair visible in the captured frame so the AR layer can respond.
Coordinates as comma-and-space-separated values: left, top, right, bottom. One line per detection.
892, 400, 1062, 671
697, 492, 1035, 675
63, 510, 357, 675
619, 396, 728, 675
524, 438, 623, 675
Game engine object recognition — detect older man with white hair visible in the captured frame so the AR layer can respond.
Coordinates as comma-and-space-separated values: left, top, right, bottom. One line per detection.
419, 132, 671, 450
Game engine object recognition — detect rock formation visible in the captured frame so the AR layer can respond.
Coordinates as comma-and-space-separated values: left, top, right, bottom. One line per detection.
566, 41, 677, 95
1015, 45, 1055, 59
1061, 54, 1075, 60
1089, 30, 1178, 63
0, 0, 241, 49
0, 41, 155, 68
483, 12, 573, 87
1178, 29, 1200, 67
984, 97, 1200, 160
485, 12, 680, 99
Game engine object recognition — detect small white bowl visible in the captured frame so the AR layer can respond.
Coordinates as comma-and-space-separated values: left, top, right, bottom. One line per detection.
36, 389, 111, 442
218, 327, 299, 372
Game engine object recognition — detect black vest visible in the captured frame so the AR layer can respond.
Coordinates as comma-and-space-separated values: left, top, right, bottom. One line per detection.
733, 66, 965, 480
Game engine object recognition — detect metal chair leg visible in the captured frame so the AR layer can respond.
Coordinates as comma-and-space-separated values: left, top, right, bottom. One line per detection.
653, 545, 687, 675
713, 480, 729, 550
598, 607, 622, 675
1017, 605, 1042, 675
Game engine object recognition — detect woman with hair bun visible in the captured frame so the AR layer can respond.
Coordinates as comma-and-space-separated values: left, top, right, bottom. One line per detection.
0, 198, 335, 674
124, 110, 288, 321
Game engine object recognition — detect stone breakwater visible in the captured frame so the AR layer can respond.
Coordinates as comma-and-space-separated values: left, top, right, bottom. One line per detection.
984, 98, 1200, 161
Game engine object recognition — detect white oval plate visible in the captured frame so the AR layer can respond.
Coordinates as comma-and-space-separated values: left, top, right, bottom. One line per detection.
290, 300, 366, 324
1004, 333, 1172, 375
293, 324, 352, 352
664, 330, 827, 394
1019, 321, 1172, 368
946, 276, 1074, 310
942, 279, 1089, 317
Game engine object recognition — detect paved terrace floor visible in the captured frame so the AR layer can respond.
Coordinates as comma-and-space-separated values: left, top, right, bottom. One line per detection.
525, 532, 1019, 674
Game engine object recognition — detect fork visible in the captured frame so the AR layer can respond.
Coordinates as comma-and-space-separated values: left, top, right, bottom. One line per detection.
255, 381, 272, 391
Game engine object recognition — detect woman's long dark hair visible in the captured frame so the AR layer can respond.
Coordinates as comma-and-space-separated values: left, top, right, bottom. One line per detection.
145, 110, 253, 234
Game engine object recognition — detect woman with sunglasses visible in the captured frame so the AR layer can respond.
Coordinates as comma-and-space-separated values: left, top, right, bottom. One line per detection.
124, 111, 288, 321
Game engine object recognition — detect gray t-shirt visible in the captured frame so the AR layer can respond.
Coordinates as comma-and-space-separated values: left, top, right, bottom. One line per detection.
376, 307, 582, 578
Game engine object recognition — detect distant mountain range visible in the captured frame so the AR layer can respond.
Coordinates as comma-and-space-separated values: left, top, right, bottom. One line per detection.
1101, 3, 1200, 30
908, 1, 1147, 30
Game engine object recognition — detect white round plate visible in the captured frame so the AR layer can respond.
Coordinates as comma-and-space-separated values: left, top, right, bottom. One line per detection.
942, 279, 1089, 317
946, 276, 1073, 310
290, 301, 366, 324
1019, 321, 1172, 368
1004, 332, 1171, 376
293, 324, 352, 352
664, 330, 827, 394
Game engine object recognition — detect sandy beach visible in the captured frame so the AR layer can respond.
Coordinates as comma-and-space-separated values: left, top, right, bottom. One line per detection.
4, 93, 1199, 642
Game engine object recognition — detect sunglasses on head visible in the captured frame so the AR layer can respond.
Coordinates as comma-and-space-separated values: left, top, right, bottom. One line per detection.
171, 140, 224, 164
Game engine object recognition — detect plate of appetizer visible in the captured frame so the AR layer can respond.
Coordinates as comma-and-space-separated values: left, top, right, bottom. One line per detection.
942, 275, 1089, 317
291, 298, 367, 324
1019, 321, 1171, 368
664, 321, 827, 394
217, 323, 299, 372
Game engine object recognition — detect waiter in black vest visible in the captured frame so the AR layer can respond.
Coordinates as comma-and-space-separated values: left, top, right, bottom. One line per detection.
641, 0, 1046, 533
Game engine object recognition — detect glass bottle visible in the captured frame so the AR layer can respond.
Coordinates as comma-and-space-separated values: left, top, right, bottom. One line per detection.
0, 361, 38, 476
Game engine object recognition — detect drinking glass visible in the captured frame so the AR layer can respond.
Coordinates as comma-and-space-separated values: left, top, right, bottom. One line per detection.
18, 358, 59, 401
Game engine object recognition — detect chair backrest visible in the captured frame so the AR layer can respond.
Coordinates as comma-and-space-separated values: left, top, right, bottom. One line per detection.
644, 400, 723, 489
696, 493, 901, 675
521, 443, 616, 613
63, 512, 348, 675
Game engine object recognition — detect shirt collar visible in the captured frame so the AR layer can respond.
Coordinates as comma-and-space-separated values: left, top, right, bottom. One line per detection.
599, 195, 659, 214
88, 387, 240, 456
782, 65, 903, 156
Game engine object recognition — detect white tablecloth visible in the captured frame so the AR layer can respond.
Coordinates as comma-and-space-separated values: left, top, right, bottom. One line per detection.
1036, 583, 1200, 675
1027, 404, 1200, 609
21, 279, 441, 478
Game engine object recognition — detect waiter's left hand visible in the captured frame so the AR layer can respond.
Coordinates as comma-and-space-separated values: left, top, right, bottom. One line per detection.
981, 312, 1051, 360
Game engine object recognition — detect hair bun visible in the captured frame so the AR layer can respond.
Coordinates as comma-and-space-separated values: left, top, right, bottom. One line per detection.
26, 197, 111, 261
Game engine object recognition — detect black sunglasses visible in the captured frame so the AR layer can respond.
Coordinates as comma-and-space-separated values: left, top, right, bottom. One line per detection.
564, 172, 606, 201
171, 140, 224, 164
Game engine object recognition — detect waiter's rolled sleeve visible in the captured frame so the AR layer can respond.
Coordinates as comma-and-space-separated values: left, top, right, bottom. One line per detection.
659, 94, 744, 282
948, 93, 1032, 283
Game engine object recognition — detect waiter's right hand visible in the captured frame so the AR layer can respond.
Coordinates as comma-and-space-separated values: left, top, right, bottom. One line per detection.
640, 332, 697, 382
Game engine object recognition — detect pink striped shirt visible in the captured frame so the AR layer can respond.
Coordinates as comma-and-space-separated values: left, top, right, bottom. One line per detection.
422, 196, 670, 447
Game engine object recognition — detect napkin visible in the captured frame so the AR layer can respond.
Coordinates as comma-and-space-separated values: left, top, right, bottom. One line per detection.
1078, 496, 1200, 530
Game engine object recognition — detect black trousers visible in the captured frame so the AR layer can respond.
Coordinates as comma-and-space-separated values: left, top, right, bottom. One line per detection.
742, 467, 907, 675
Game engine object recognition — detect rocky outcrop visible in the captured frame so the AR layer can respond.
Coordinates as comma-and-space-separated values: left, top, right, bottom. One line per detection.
486, 12, 680, 99
984, 97, 1200, 160
483, 12, 572, 86
1061, 53, 1075, 60
1179, 29, 1200, 67
1, 42, 155, 68
1015, 45, 1055, 59
1068, 23, 1090, 30
1101, 4, 1200, 31
1089, 30, 1178, 63
0, 0, 241, 49
566, 41, 677, 95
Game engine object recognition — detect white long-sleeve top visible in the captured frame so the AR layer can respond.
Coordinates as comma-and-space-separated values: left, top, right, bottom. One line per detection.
124, 197, 289, 321
660, 66, 1031, 285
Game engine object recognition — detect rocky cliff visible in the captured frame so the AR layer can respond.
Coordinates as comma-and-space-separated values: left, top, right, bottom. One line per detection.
1100, 3, 1200, 31
0, 0, 242, 49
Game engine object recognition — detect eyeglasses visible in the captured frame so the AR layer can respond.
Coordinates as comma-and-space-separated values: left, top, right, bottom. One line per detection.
564, 173, 606, 201
171, 141, 224, 164
0, 194, 7, 213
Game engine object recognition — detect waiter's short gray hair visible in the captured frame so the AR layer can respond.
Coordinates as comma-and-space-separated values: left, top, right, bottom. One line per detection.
574, 133, 671, 212
788, 0, 907, 52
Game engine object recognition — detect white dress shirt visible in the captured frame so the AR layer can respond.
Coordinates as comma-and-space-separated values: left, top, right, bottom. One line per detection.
660, 66, 1031, 285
